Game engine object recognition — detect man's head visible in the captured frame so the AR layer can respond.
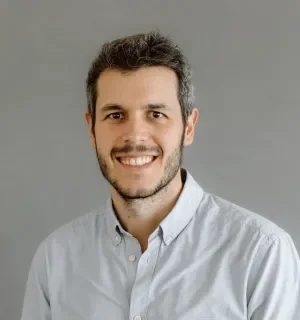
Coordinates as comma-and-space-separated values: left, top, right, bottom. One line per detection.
85, 31, 198, 200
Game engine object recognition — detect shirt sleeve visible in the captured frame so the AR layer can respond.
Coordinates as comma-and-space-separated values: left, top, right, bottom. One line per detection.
20, 240, 51, 320
247, 231, 300, 319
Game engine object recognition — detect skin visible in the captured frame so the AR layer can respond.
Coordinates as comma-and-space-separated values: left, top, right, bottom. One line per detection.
85, 66, 198, 252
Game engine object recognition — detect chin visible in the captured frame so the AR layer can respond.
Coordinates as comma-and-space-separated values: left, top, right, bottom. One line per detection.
121, 185, 155, 197
115, 182, 162, 199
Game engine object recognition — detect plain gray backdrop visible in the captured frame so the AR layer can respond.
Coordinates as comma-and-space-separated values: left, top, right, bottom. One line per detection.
1, 1, 299, 319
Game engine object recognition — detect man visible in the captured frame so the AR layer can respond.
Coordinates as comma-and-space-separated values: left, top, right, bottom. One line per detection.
21, 31, 300, 319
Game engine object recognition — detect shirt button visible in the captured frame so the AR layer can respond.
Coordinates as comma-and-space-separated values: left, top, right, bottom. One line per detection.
133, 316, 142, 320
128, 255, 136, 262
115, 235, 121, 243
165, 235, 172, 244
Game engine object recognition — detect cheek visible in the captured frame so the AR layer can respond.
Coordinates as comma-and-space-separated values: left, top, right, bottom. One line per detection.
94, 134, 112, 157
94, 125, 115, 147
159, 134, 183, 156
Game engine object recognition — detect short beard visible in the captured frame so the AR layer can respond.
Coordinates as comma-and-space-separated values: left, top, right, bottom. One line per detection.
94, 131, 185, 202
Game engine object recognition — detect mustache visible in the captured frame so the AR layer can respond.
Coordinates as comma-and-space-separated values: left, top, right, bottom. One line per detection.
112, 144, 161, 155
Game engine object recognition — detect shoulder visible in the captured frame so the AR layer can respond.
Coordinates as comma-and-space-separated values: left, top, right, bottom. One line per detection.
49, 207, 105, 240
34, 206, 106, 261
196, 191, 300, 276
200, 191, 289, 244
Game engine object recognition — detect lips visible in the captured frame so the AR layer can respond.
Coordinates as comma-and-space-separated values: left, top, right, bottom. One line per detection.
119, 156, 154, 165
116, 156, 158, 168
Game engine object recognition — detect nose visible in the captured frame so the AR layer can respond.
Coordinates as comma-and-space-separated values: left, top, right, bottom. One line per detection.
122, 117, 149, 143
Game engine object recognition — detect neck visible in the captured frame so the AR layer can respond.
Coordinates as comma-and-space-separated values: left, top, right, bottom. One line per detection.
111, 169, 184, 250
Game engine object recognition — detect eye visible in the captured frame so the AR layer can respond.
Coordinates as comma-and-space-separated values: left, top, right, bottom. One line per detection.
107, 112, 124, 120
149, 111, 165, 119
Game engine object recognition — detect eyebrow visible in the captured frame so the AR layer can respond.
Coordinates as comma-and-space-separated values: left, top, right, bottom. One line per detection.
99, 103, 172, 113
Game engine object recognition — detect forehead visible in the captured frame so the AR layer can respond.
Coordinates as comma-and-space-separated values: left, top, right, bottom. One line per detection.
96, 66, 180, 107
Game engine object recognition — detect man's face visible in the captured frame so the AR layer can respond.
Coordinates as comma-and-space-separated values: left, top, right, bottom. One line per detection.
86, 66, 196, 200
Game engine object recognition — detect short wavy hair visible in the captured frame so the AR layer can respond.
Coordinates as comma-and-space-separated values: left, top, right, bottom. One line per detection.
86, 30, 195, 133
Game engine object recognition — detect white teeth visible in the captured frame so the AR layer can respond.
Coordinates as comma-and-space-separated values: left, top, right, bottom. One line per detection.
119, 156, 154, 166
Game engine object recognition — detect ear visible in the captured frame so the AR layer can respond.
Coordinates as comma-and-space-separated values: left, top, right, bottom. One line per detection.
85, 111, 96, 148
184, 108, 199, 146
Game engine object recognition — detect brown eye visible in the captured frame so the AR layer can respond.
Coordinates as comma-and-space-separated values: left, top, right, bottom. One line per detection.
149, 111, 164, 119
107, 112, 124, 119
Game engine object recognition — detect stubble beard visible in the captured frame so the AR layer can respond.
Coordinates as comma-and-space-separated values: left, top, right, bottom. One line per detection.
94, 132, 185, 202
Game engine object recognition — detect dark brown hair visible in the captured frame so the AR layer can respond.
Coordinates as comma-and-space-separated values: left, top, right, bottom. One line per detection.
86, 30, 195, 134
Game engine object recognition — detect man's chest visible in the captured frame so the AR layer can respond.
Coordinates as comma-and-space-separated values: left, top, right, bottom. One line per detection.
49, 242, 247, 320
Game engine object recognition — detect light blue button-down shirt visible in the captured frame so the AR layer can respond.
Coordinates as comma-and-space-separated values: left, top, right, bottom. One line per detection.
21, 168, 300, 319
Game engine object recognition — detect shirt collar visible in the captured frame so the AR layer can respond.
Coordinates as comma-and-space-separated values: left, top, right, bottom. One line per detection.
105, 167, 204, 246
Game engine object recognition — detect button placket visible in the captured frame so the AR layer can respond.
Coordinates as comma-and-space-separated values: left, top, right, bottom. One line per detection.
129, 235, 162, 320
125, 236, 141, 281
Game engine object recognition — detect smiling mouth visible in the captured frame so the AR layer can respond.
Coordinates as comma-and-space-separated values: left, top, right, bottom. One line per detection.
116, 156, 158, 167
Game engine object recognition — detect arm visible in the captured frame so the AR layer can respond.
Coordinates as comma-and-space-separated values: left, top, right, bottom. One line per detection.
20, 240, 51, 320
247, 231, 300, 319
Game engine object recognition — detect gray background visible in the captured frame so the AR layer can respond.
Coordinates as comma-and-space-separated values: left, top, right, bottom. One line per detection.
1, 1, 299, 319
